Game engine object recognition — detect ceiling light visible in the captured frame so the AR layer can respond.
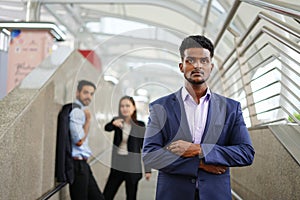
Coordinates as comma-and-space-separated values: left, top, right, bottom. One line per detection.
136, 88, 148, 96
104, 75, 119, 85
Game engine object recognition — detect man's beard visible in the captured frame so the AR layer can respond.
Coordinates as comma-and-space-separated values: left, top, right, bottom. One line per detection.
79, 98, 91, 106
184, 74, 206, 85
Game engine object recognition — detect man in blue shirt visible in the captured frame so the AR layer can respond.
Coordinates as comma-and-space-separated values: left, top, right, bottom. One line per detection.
69, 80, 104, 200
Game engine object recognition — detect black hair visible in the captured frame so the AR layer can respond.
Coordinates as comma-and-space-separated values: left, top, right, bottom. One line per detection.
179, 35, 214, 59
77, 80, 96, 92
118, 96, 137, 123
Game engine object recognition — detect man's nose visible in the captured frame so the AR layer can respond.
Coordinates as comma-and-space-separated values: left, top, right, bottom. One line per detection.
87, 93, 92, 99
192, 59, 202, 68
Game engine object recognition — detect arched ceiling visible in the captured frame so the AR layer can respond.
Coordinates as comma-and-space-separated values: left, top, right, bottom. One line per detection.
0, 0, 234, 100
1, 0, 298, 101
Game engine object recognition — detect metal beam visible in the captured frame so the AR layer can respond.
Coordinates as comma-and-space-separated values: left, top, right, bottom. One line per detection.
202, 0, 212, 35
33, 0, 203, 25
81, 8, 187, 38
241, 0, 300, 19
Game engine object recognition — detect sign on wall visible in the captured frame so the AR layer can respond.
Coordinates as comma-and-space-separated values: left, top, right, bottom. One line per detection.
6, 30, 53, 94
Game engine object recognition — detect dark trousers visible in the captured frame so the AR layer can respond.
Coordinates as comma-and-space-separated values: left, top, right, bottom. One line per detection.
69, 160, 104, 200
103, 169, 139, 200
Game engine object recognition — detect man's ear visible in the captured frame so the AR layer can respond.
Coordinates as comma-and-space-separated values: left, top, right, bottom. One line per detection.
210, 63, 214, 72
76, 90, 79, 98
179, 63, 183, 73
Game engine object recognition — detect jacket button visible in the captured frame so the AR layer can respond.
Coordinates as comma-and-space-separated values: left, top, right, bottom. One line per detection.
191, 179, 196, 183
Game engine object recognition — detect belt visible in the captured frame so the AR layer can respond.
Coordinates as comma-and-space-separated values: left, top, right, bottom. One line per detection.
73, 156, 88, 161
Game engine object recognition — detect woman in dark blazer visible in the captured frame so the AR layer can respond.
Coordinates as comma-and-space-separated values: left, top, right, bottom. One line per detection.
103, 96, 151, 200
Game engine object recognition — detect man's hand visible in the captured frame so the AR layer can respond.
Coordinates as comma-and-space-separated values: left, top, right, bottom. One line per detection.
167, 140, 201, 157
84, 109, 91, 121
199, 160, 228, 175
145, 172, 151, 181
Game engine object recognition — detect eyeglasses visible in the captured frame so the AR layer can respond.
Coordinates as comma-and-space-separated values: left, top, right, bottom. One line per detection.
184, 56, 211, 67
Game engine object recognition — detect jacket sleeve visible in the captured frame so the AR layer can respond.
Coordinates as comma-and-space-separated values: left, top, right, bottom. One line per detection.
104, 117, 119, 132
137, 121, 152, 173
201, 102, 255, 166
142, 103, 200, 177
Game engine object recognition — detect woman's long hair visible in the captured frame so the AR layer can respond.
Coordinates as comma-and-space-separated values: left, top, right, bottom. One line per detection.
118, 96, 138, 123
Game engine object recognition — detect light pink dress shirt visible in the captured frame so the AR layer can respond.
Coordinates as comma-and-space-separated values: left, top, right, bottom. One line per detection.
181, 87, 211, 144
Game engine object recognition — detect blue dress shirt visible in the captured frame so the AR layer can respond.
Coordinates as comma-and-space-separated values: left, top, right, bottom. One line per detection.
69, 99, 92, 159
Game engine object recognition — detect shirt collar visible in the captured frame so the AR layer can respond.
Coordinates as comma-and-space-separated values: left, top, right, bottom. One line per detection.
181, 86, 211, 102
75, 99, 86, 109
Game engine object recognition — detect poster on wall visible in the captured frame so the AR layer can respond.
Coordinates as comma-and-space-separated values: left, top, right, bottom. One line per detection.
0, 50, 8, 99
6, 30, 53, 94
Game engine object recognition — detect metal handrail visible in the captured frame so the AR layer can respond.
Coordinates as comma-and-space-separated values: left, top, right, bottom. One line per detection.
241, 0, 300, 19
209, 0, 300, 128
247, 91, 300, 117
38, 182, 67, 200
261, 26, 300, 54
253, 118, 287, 127
216, 48, 300, 126
219, 42, 300, 92
242, 79, 300, 126
221, 25, 299, 77
241, 80, 300, 112
220, 53, 300, 101
214, 0, 241, 48
248, 103, 300, 126
246, 93, 280, 107
219, 11, 300, 72
38, 150, 107, 200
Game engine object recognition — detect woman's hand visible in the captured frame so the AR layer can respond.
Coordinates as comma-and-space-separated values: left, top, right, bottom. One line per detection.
112, 118, 124, 128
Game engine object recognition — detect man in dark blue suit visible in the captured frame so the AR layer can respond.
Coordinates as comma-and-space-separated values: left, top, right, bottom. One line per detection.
142, 35, 255, 200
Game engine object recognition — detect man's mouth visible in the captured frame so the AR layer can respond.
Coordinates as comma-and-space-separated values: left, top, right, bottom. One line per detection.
192, 71, 204, 76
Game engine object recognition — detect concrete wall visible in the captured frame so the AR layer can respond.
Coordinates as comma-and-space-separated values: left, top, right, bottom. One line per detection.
231, 126, 300, 200
0, 48, 156, 200
0, 50, 102, 200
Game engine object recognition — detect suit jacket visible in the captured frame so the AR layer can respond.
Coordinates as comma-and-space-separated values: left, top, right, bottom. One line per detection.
105, 118, 151, 183
142, 88, 255, 200
55, 103, 80, 184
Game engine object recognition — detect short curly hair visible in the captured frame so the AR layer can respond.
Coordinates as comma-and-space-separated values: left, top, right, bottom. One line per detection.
179, 35, 214, 59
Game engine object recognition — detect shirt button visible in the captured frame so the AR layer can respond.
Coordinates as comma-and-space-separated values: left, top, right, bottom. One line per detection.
191, 179, 196, 183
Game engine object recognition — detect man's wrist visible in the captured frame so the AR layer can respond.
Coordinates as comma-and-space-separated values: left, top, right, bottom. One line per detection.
198, 144, 203, 158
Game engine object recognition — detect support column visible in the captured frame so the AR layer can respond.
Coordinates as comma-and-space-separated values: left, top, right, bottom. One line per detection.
26, 0, 41, 21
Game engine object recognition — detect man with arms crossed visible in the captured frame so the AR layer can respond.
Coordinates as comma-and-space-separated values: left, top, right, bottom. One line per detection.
142, 35, 255, 200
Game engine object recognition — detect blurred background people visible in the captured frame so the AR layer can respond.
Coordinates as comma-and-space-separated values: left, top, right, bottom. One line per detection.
103, 96, 151, 200
69, 80, 104, 200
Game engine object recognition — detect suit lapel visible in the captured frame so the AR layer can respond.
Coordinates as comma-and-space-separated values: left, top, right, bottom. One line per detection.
171, 89, 193, 142
202, 93, 226, 144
